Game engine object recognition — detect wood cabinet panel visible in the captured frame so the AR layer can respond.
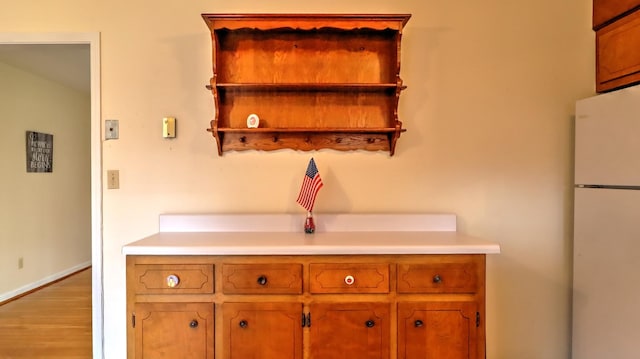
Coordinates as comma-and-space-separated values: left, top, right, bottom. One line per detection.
214, 29, 398, 84
398, 301, 478, 359
216, 89, 395, 129
593, 0, 640, 29
309, 263, 390, 293
222, 302, 302, 359
397, 262, 479, 294
134, 302, 214, 359
221, 263, 302, 294
596, 10, 640, 92
309, 302, 390, 359
134, 264, 214, 294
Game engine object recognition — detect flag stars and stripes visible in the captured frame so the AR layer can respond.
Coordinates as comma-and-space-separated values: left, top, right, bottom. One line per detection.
296, 158, 323, 212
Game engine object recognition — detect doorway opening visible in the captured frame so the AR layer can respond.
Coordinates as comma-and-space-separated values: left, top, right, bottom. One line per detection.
0, 33, 102, 358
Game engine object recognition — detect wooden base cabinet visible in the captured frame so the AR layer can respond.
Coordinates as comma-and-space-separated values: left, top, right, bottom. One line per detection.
126, 254, 487, 359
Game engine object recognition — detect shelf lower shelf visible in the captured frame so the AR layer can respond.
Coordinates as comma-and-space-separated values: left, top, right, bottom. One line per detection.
208, 125, 405, 156
216, 127, 404, 133
210, 83, 406, 92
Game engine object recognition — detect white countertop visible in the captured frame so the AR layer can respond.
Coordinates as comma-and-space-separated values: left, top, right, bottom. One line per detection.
122, 231, 500, 255
122, 213, 500, 256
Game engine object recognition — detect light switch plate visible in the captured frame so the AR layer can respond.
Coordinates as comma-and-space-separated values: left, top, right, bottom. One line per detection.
105, 120, 119, 140
107, 170, 119, 189
163, 117, 176, 138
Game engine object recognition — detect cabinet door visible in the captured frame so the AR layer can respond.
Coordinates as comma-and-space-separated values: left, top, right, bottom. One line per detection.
398, 302, 477, 359
222, 302, 303, 359
593, 0, 640, 29
134, 302, 214, 359
309, 302, 390, 359
596, 9, 640, 92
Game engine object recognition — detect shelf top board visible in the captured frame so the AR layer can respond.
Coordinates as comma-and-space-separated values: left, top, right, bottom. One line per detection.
202, 13, 412, 32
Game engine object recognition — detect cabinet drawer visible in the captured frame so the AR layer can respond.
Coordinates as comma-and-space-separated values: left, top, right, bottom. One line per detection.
397, 263, 478, 294
134, 264, 214, 294
222, 264, 303, 294
309, 263, 390, 293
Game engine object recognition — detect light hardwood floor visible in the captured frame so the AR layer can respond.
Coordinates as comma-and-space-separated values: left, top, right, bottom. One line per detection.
0, 268, 92, 358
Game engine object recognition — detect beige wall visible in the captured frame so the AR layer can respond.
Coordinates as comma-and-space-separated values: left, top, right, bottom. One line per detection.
0, 0, 594, 357
0, 61, 91, 299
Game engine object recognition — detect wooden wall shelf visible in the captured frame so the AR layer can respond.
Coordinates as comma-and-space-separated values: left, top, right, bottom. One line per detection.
202, 13, 411, 155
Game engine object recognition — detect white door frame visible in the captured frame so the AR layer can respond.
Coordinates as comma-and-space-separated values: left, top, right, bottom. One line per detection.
0, 32, 103, 358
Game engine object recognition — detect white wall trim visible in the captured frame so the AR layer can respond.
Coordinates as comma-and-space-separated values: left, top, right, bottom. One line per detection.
0, 261, 92, 303
0, 32, 103, 359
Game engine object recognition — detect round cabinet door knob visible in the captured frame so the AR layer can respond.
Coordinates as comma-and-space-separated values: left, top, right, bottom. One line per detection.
239, 320, 248, 328
432, 274, 442, 284
414, 320, 424, 328
365, 320, 375, 328
344, 275, 355, 285
257, 275, 268, 286
166, 274, 180, 288
189, 320, 199, 328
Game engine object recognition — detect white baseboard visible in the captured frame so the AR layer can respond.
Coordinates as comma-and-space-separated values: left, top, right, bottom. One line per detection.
0, 260, 92, 303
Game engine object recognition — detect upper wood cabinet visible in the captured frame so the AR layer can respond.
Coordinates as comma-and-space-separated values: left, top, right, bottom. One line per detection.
595, 9, 640, 92
593, 0, 640, 92
593, 0, 640, 29
201, 14, 411, 156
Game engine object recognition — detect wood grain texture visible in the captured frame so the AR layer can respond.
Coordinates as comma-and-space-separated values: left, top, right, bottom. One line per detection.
0, 268, 92, 358
398, 301, 478, 359
222, 302, 302, 359
596, 9, 640, 92
202, 14, 410, 156
134, 302, 214, 359
309, 263, 390, 293
221, 263, 302, 294
134, 264, 214, 294
127, 254, 487, 359
593, 0, 640, 29
309, 302, 390, 359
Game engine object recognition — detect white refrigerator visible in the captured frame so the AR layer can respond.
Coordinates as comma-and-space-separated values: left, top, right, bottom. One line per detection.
573, 84, 640, 358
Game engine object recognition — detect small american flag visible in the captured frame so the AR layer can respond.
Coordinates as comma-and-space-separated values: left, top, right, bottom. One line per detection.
296, 158, 323, 211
